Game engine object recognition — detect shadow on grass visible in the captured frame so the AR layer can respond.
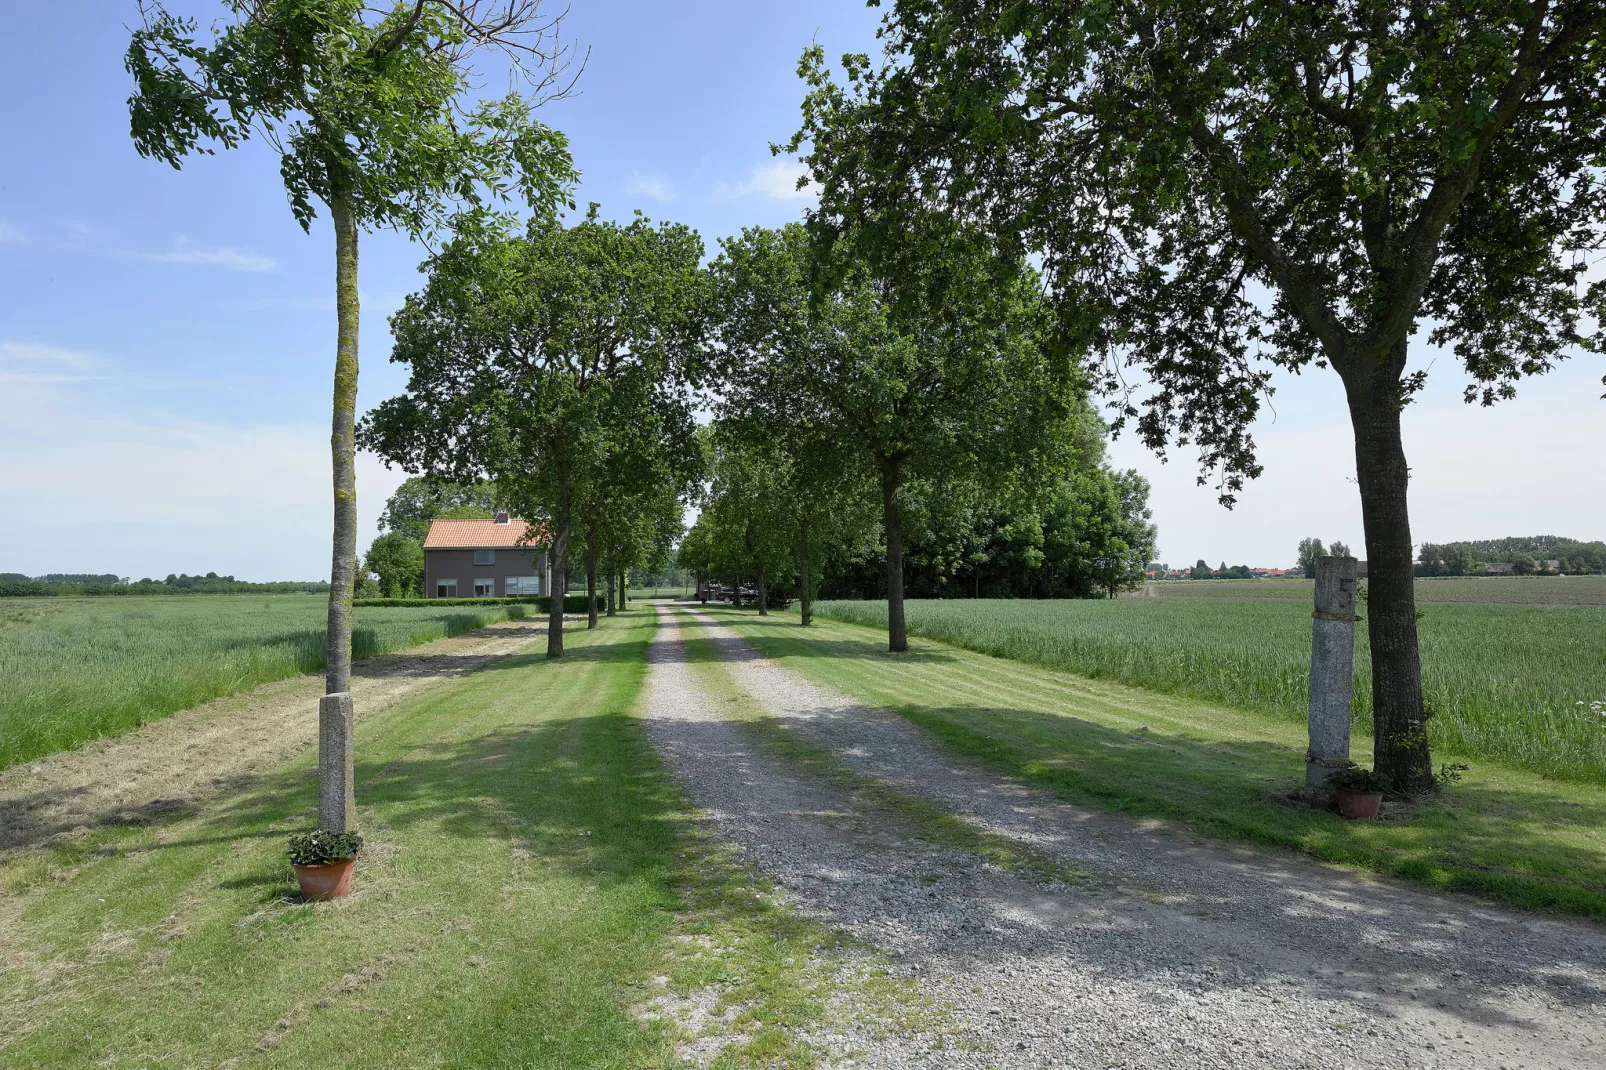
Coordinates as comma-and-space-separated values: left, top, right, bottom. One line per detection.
893, 701, 1606, 916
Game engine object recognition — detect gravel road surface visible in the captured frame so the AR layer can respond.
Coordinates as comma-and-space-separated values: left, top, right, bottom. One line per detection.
642, 605, 1606, 1069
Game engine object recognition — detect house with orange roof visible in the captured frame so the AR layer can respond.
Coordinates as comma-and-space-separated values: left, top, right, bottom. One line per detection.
422, 511, 549, 598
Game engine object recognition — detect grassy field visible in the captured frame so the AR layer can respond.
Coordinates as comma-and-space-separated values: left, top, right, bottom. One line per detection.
703, 606, 1606, 919
0, 595, 529, 771
1136, 574, 1606, 604
0, 612, 884, 1067
813, 597, 1606, 783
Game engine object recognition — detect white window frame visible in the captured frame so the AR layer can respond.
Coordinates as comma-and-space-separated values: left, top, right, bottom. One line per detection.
473, 578, 495, 598
436, 579, 457, 597
506, 576, 540, 595
473, 549, 495, 565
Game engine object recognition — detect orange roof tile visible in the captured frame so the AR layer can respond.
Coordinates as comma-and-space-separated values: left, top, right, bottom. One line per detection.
423, 517, 547, 549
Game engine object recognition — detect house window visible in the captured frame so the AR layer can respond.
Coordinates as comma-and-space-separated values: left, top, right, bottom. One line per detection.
506, 576, 541, 595
474, 579, 495, 598
473, 549, 495, 565
436, 579, 457, 598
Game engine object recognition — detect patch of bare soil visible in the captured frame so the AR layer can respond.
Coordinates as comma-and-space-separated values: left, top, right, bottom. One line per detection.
0, 615, 549, 856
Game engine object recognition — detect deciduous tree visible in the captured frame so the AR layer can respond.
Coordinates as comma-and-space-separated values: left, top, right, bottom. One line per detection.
360, 210, 704, 656
709, 223, 1078, 649
1297, 538, 1329, 578
379, 476, 499, 542
363, 530, 424, 596
793, 0, 1606, 791
130, 0, 577, 691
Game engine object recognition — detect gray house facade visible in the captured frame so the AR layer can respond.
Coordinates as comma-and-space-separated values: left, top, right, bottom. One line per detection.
423, 513, 549, 598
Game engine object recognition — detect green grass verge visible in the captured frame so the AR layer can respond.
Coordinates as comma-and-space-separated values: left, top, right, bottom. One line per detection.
0, 595, 531, 770
701, 605, 1606, 921
812, 597, 1606, 783
0, 611, 898, 1067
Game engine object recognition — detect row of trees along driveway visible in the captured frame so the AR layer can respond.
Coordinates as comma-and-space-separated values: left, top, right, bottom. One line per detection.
789, 0, 1606, 793
703, 222, 1094, 650
358, 210, 704, 657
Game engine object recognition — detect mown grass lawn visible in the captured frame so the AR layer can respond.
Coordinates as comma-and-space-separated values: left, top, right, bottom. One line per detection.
703, 605, 1606, 921
0, 611, 853, 1068
0, 595, 531, 770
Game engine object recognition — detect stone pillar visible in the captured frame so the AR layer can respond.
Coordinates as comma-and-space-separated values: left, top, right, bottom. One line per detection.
318, 692, 356, 832
1306, 556, 1358, 790
544, 554, 553, 599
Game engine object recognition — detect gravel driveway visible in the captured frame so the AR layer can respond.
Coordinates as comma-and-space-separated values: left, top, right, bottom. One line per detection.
642, 605, 1606, 1068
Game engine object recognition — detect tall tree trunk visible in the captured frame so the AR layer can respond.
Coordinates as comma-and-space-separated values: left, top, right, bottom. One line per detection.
1343, 346, 1432, 794
756, 562, 768, 616
325, 194, 360, 696
606, 564, 616, 616
618, 565, 626, 611
586, 526, 598, 629
547, 492, 571, 658
798, 518, 813, 627
880, 456, 907, 652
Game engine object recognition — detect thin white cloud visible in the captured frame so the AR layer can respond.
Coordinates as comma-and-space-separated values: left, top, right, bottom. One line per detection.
0, 394, 407, 580
715, 158, 818, 203
0, 341, 102, 385
0, 340, 99, 370
0, 372, 97, 384
139, 237, 278, 272
625, 171, 675, 204
43, 221, 278, 273
0, 221, 27, 245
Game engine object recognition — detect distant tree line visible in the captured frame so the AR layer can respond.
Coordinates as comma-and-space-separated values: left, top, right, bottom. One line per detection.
1417, 536, 1606, 576
0, 573, 330, 598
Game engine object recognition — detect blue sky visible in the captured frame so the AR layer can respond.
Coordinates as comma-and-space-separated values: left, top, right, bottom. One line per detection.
1, 0, 1602, 579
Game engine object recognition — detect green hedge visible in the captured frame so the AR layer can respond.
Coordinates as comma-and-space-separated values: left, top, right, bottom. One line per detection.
353, 595, 592, 612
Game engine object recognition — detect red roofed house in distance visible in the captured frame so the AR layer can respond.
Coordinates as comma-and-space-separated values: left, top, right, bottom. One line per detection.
422, 511, 550, 598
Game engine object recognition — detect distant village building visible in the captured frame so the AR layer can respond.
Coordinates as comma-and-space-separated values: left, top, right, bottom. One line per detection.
422, 512, 549, 598
1484, 562, 1514, 575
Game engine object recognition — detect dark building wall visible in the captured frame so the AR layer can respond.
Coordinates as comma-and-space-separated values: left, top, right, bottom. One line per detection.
425, 547, 548, 597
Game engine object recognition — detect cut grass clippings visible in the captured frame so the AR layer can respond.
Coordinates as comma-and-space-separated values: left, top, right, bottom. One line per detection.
0, 611, 899, 1067
701, 605, 1606, 921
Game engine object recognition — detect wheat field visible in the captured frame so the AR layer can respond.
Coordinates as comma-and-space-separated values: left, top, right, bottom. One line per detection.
815, 596, 1606, 783
0, 595, 526, 769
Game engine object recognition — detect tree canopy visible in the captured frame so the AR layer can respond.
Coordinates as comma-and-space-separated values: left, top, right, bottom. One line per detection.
379, 476, 500, 542
790, 0, 1606, 791
360, 209, 704, 656
706, 221, 1087, 649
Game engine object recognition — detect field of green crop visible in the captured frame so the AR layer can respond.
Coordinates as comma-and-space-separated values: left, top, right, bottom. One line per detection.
1138, 574, 1606, 604
815, 597, 1606, 783
0, 595, 527, 770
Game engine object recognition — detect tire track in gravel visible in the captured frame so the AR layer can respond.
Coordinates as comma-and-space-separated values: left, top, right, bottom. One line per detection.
651, 605, 1606, 1069
0, 614, 553, 856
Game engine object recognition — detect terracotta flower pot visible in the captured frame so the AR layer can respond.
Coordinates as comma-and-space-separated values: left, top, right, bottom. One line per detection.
293, 856, 357, 900
1335, 788, 1383, 820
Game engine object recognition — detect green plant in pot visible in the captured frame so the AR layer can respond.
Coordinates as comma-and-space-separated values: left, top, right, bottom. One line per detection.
1327, 766, 1391, 821
288, 830, 363, 901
